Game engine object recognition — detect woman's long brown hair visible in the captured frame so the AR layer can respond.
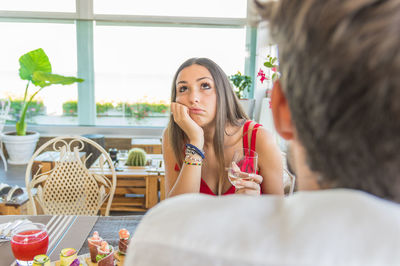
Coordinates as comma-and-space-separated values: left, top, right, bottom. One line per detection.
166, 58, 248, 195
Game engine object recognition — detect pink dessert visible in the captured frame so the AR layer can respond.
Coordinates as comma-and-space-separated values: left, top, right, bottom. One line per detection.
118, 228, 130, 255
87, 231, 102, 263
96, 241, 114, 266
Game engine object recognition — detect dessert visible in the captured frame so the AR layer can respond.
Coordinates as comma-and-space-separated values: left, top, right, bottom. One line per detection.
118, 228, 130, 255
88, 231, 103, 263
96, 241, 114, 266
60, 248, 80, 266
32, 254, 50, 266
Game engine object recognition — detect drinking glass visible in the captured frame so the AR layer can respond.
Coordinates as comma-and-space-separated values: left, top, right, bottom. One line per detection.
11, 223, 49, 266
118, 149, 129, 166
228, 148, 258, 189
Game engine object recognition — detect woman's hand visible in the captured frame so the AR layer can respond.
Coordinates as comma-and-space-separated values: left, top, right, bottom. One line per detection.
171, 102, 204, 147
235, 173, 263, 195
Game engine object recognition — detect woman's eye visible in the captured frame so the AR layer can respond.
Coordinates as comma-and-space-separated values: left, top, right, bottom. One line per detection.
201, 82, 211, 90
178, 86, 188, 93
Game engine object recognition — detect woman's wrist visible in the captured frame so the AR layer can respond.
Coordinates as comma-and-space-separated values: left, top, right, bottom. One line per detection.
189, 139, 204, 150
185, 143, 205, 159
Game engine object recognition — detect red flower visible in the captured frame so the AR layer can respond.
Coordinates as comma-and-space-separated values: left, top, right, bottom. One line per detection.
257, 69, 265, 77
271, 67, 277, 72
260, 75, 268, 84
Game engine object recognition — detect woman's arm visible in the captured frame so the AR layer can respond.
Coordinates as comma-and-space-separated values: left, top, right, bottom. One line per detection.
256, 127, 284, 194
162, 129, 203, 197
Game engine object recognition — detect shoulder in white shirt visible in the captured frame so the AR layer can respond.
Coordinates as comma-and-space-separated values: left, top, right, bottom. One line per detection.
125, 189, 400, 266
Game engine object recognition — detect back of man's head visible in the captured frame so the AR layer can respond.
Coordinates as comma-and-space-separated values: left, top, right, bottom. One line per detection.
257, 0, 400, 202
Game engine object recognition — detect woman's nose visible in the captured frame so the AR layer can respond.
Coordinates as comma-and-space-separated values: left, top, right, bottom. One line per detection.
189, 90, 200, 103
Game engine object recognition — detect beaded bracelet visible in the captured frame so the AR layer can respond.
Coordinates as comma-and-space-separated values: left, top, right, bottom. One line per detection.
185, 154, 203, 163
185, 143, 205, 159
184, 160, 202, 166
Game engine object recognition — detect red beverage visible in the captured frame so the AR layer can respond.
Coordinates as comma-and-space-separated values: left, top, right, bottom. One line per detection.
11, 229, 49, 261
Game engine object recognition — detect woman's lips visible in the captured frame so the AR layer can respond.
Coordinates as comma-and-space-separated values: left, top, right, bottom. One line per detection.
189, 108, 204, 114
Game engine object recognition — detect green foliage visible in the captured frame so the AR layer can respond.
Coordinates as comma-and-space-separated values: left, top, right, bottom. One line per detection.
126, 148, 147, 166
118, 103, 169, 120
96, 102, 114, 114
19, 48, 52, 81
62, 101, 170, 119
10, 99, 45, 121
62, 101, 78, 116
263, 54, 279, 82
16, 48, 84, 135
31, 71, 83, 88
229, 71, 252, 99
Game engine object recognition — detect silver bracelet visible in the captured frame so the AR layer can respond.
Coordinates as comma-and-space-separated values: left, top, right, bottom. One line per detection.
185, 154, 203, 163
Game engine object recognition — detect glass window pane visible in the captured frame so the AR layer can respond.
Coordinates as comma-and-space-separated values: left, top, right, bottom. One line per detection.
0, 21, 78, 126
94, 25, 246, 127
94, 0, 247, 18
0, 0, 75, 12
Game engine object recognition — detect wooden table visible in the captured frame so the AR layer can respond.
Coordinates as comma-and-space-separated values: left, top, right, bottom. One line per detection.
89, 155, 165, 213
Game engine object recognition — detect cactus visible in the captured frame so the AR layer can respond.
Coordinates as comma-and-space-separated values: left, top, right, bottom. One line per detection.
126, 148, 147, 166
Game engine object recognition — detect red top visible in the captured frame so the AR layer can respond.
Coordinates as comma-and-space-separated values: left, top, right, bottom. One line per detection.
174, 120, 262, 195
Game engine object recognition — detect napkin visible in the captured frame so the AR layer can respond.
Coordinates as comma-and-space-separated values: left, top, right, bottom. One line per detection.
0, 219, 32, 240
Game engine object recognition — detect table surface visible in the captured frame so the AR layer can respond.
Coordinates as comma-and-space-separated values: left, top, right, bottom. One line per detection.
0, 215, 143, 265
89, 153, 165, 176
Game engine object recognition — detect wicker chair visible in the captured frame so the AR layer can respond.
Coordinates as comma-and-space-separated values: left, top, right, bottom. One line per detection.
25, 136, 116, 216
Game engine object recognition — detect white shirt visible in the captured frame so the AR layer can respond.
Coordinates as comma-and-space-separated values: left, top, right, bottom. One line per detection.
125, 189, 400, 266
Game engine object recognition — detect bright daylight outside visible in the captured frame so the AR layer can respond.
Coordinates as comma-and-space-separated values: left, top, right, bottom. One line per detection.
0, 0, 247, 128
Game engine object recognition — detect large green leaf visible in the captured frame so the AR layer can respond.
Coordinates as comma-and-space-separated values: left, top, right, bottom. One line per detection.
19, 48, 52, 82
32, 71, 84, 88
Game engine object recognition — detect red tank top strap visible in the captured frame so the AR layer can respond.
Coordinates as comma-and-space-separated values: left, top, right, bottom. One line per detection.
251, 123, 261, 151
242, 120, 252, 150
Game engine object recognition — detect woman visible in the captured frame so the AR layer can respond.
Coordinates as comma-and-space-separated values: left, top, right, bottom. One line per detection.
163, 58, 283, 197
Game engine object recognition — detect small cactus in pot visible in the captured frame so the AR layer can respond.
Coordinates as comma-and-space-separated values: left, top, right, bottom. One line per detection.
126, 148, 147, 166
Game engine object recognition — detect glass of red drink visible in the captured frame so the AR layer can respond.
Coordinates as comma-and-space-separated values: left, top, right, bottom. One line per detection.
11, 223, 49, 266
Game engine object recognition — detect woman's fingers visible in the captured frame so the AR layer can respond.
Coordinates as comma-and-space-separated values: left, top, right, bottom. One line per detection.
249, 173, 263, 185
171, 102, 188, 120
235, 179, 261, 195
170, 102, 204, 144
234, 172, 263, 185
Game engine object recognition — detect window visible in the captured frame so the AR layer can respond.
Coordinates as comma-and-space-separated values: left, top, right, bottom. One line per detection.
0, 0, 253, 130
94, 0, 246, 18
0, 21, 78, 125
94, 25, 246, 126
0, 1, 75, 12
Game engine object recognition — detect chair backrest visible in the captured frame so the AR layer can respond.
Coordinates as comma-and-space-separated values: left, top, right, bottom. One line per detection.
25, 136, 116, 216
281, 151, 296, 195
0, 98, 10, 132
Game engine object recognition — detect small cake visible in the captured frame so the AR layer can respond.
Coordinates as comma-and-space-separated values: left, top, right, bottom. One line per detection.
87, 231, 103, 263
96, 241, 114, 266
60, 248, 79, 266
118, 228, 130, 255
32, 254, 50, 266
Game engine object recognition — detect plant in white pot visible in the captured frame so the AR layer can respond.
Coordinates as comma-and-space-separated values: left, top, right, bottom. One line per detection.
1, 48, 84, 164
229, 71, 255, 119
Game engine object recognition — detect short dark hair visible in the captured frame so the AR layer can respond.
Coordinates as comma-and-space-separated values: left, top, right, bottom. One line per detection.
257, 0, 400, 202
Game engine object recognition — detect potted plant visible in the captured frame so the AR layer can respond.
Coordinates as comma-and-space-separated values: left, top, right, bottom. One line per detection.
229, 71, 256, 119
1, 48, 84, 164
126, 148, 147, 168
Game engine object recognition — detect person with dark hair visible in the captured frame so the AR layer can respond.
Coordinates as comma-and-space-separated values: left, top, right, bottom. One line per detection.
163, 57, 283, 196
125, 1, 400, 264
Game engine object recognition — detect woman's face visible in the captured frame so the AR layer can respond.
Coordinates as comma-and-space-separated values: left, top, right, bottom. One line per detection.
175, 64, 217, 127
